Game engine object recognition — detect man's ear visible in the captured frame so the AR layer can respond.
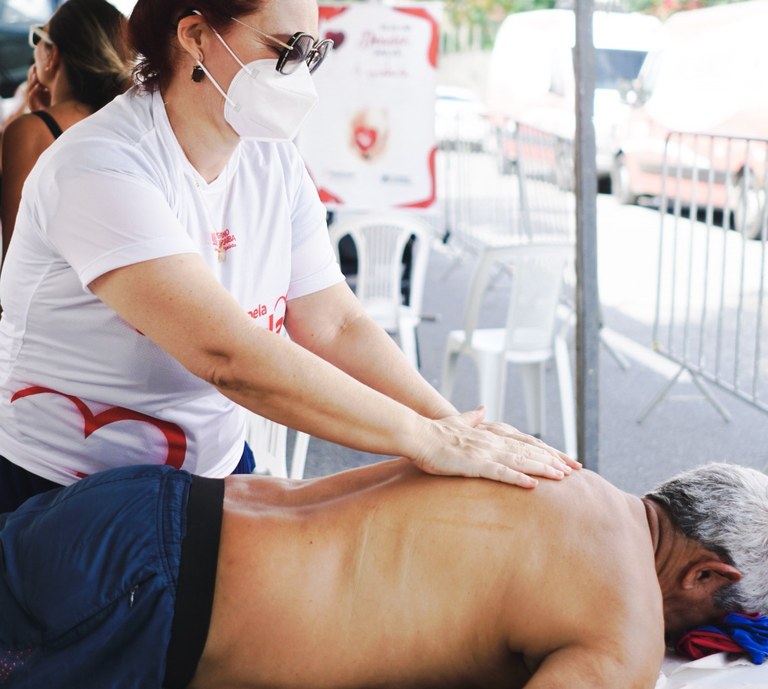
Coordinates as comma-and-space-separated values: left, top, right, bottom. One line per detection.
681, 558, 742, 596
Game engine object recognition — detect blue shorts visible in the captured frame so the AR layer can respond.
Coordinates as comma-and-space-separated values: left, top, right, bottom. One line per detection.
0, 465, 224, 689
0, 440, 254, 514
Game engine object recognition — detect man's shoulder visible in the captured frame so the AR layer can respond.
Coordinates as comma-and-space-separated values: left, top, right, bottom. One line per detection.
500, 470, 663, 660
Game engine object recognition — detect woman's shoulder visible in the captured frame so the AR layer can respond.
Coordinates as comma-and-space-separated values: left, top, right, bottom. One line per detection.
39, 90, 167, 178
2, 111, 57, 152
64, 88, 151, 142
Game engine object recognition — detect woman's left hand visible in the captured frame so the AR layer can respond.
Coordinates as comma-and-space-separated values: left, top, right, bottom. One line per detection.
409, 407, 580, 488
478, 417, 580, 470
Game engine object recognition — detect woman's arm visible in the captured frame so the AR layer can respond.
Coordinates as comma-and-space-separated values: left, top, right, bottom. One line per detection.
287, 281, 576, 467
1, 114, 52, 261
285, 281, 458, 419
90, 253, 571, 487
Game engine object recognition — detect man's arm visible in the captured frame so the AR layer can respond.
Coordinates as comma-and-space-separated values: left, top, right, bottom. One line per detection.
525, 638, 664, 689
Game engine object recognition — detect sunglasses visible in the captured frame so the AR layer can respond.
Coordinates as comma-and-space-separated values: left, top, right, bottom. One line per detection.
28, 25, 53, 49
230, 17, 333, 74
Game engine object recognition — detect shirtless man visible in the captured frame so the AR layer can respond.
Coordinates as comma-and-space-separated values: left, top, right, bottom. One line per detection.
1, 459, 765, 689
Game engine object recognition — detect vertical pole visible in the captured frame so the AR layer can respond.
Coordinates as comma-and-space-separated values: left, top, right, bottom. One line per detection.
573, 2, 600, 469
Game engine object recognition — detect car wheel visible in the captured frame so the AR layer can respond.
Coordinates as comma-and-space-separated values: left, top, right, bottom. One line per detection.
732, 174, 766, 240
611, 154, 636, 205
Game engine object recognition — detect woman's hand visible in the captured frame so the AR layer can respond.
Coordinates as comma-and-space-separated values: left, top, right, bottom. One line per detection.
410, 407, 580, 488
478, 417, 580, 470
25, 67, 50, 112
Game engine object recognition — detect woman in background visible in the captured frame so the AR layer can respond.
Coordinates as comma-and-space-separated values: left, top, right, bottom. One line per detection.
1, 0, 134, 261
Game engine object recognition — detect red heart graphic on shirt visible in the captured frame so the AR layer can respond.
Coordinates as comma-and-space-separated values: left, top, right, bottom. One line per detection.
354, 126, 378, 153
11, 386, 187, 469
269, 295, 287, 333
325, 31, 345, 49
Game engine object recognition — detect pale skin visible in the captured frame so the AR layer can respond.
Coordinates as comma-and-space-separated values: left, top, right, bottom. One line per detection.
88, 0, 580, 487
186, 460, 741, 689
1, 29, 93, 260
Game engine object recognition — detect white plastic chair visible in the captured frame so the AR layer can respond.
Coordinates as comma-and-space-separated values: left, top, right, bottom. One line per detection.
328, 213, 432, 368
244, 412, 309, 479
440, 242, 576, 457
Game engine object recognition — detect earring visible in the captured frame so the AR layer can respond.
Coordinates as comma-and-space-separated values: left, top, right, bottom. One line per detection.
191, 65, 204, 83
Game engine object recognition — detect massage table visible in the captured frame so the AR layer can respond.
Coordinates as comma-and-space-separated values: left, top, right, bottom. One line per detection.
656, 652, 768, 688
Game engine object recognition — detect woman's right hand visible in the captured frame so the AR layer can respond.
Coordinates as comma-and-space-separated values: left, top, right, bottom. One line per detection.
25, 67, 50, 112
409, 407, 577, 489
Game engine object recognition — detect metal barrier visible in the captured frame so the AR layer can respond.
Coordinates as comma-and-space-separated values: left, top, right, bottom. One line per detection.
640, 131, 768, 421
436, 119, 628, 369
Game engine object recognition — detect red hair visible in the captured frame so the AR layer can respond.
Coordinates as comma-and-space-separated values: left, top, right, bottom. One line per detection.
128, 0, 260, 88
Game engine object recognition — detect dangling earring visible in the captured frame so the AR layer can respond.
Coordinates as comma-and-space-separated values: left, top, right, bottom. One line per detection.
191, 65, 204, 83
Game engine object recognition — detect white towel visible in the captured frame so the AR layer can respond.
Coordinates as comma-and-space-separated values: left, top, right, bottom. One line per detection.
655, 652, 768, 688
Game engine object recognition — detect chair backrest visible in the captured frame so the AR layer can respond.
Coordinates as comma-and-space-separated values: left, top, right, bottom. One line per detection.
328, 213, 432, 329
461, 242, 574, 352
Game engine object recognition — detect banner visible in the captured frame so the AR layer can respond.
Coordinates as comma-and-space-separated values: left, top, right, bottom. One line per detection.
297, 3, 441, 212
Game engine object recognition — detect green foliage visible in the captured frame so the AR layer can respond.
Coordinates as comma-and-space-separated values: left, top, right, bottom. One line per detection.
345, 0, 754, 51
444, 0, 556, 26
441, 0, 754, 50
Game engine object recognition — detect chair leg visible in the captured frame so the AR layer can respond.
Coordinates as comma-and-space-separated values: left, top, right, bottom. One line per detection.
440, 347, 462, 402
290, 431, 310, 480
520, 363, 545, 437
477, 354, 507, 423
554, 336, 577, 458
398, 320, 419, 369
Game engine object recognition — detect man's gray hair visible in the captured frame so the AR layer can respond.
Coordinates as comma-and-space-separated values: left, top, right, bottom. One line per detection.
645, 462, 768, 614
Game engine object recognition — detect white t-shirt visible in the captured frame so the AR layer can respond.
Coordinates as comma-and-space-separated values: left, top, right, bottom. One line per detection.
0, 87, 344, 485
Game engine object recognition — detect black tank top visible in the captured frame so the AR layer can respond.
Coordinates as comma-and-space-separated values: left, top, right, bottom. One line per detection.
31, 110, 63, 139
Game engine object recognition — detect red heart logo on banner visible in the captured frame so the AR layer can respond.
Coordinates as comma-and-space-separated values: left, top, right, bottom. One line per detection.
354, 126, 378, 153
11, 386, 187, 469
326, 31, 345, 49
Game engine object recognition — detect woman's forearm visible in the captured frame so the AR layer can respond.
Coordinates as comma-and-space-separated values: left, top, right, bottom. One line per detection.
302, 313, 457, 420
285, 282, 457, 421
212, 328, 433, 459
91, 254, 573, 485
90, 254, 431, 460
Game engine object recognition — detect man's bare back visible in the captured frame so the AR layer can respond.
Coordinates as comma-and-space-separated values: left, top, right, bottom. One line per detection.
193, 459, 664, 689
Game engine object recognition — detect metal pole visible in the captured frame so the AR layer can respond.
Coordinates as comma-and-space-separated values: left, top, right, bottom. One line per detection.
573, 1, 600, 469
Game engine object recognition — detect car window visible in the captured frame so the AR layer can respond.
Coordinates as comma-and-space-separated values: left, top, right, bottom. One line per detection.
595, 49, 647, 90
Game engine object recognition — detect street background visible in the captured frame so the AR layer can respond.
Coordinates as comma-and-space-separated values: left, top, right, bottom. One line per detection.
299, 190, 768, 496
291, 47, 768, 496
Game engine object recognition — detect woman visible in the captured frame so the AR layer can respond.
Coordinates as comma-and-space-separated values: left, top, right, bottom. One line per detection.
0, 0, 577, 513
0, 0, 135, 261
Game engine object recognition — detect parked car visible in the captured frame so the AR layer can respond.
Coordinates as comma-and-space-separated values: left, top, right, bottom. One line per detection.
434, 85, 490, 153
611, 0, 768, 238
486, 9, 660, 187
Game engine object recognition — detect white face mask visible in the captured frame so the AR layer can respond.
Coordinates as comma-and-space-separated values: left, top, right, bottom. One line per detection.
196, 28, 319, 142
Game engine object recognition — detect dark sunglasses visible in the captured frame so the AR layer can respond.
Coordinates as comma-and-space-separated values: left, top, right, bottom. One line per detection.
230, 17, 333, 74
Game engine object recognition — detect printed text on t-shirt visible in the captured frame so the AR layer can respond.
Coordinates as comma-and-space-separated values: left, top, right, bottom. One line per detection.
249, 295, 287, 333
